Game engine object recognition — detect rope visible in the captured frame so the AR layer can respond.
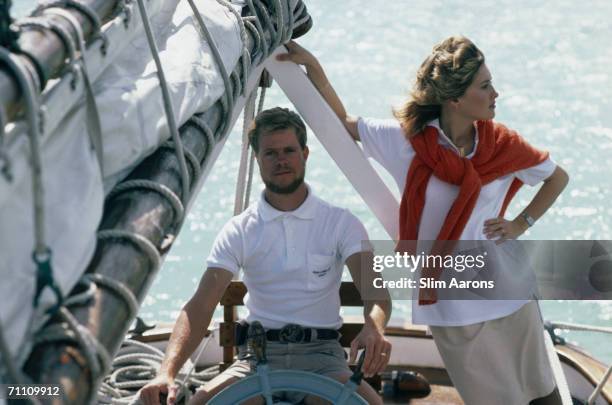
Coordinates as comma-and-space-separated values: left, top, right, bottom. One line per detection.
245, 0, 269, 58
0, 47, 63, 313
160, 141, 201, 186
234, 88, 258, 215
215, 0, 250, 93
30, 269, 141, 403
186, 0, 235, 138
41, 7, 105, 174
244, 85, 268, 209
83, 273, 140, 320
15, 17, 80, 89
31, 307, 111, 405
96, 337, 220, 404
97, 229, 161, 271
63, 275, 98, 307
187, 114, 216, 150
34, 0, 108, 55
107, 179, 185, 227
176, 329, 216, 401
135, 0, 191, 205
0, 49, 45, 255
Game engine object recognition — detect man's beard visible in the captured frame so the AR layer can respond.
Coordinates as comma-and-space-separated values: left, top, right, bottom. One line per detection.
264, 173, 305, 194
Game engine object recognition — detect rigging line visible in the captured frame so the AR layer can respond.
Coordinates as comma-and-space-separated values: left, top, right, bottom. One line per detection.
15, 17, 80, 88
34, 0, 108, 55
0, 47, 64, 314
244, 85, 268, 209
135, 0, 191, 205
215, 0, 250, 93
0, 49, 46, 255
186, 0, 235, 137
42, 7, 105, 174
234, 88, 258, 215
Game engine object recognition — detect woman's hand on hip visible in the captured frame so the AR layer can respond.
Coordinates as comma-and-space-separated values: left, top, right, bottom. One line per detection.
483, 216, 528, 244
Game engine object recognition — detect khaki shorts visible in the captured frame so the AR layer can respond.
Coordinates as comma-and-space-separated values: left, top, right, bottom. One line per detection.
430, 301, 556, 405
223, 340, 351, 402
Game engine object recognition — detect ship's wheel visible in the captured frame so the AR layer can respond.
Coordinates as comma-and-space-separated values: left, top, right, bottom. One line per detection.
209, 322, 368, 405
208, 365, 367, 404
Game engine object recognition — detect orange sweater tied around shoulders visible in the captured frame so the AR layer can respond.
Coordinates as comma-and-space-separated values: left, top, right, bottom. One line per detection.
397, 120, 549, 305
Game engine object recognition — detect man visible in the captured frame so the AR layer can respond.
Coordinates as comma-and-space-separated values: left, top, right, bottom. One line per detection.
140, 107, 392, 405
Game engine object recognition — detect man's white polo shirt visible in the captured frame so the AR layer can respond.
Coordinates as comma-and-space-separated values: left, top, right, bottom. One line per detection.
206, 186, 370, 329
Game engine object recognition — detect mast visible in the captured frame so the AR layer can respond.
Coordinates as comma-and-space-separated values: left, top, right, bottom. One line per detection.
6, 1, 312, 403
0, 0, 118, 120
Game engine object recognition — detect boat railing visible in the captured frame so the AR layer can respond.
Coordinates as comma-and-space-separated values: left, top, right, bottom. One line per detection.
548, 321, 612, 405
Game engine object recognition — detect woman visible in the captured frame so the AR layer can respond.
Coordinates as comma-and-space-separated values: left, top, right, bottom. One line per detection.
278, 36, 569, 404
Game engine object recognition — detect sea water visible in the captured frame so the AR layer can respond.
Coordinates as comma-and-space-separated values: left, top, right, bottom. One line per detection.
14, 1, 612, 363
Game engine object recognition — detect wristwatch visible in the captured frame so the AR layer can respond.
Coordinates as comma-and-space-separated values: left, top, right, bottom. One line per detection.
520, 212, 535, 227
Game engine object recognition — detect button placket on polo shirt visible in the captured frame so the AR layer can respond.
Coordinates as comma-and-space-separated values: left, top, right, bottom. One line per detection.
283, 215, 300, 270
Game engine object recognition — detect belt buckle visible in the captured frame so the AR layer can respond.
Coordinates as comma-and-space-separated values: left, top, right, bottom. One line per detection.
279, 324, 305, 343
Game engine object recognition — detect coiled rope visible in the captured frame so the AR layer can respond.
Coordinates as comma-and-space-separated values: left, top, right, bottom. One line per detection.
97, 334, 218, 404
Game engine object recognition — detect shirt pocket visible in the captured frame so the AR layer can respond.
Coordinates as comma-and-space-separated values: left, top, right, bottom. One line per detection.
307, 253, 337, 291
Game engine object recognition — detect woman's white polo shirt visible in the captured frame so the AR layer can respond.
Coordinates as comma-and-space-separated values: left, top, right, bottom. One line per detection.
358, 117, 557, 326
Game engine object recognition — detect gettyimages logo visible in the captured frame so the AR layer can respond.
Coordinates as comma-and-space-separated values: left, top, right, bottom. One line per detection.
362, 240, 612, 300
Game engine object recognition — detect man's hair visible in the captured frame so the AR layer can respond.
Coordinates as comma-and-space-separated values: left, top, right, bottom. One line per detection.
248, 107, 307, 153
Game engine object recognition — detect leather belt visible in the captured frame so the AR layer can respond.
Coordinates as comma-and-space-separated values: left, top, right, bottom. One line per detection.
235, 322, 340, 345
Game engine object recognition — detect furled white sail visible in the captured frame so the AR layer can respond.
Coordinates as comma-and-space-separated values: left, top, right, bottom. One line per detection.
0, 0, 243, 361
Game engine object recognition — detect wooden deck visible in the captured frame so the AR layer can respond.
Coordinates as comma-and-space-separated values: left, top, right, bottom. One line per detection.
383, 385, 463, 404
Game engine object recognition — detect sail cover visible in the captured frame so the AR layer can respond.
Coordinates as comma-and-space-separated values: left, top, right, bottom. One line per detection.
0, 0, 243, 361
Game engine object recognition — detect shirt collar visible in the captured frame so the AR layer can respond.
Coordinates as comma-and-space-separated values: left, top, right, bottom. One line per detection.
257, 184, 318, 222
427, 118, 480, 158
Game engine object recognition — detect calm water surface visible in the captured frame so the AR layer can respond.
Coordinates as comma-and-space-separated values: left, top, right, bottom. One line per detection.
15, 1, 612, 363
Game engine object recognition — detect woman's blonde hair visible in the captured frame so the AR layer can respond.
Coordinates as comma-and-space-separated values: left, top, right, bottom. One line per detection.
393, 36, 485, 137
